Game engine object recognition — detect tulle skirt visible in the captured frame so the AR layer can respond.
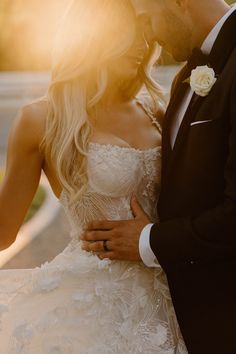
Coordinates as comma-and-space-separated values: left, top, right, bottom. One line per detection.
0, 241, 187, 354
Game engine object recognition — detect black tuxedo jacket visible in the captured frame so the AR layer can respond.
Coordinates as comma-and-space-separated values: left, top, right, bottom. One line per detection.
151, 11, 236, 354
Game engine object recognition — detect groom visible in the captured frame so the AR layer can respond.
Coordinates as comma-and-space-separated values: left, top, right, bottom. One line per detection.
81, 1, 236, 353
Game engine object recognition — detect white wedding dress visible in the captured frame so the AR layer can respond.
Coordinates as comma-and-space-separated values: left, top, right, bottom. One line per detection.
0, 97, 187, 354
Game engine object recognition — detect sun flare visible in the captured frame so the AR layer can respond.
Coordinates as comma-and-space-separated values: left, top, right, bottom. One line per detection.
0, 0, 68, 70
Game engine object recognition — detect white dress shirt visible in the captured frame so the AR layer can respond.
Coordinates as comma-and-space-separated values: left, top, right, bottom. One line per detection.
139, 5, 236, 268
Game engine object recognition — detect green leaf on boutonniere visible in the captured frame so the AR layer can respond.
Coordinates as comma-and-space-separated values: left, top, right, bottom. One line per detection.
182, 77, 190, 84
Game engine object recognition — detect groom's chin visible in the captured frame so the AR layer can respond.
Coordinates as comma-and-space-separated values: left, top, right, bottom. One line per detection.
171, 50, 191, 63
162, 45, 189, 63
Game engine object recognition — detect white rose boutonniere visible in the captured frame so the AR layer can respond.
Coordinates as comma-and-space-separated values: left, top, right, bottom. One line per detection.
190, 65, 217, 97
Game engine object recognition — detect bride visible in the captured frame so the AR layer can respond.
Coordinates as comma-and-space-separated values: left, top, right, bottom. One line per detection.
0, 0, 187, 353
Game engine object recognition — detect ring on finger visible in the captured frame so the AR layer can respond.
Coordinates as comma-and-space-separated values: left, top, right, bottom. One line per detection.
103, 240, 110, 252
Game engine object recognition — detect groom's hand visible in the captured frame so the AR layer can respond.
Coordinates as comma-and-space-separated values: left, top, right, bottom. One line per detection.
81, 196, 150, 261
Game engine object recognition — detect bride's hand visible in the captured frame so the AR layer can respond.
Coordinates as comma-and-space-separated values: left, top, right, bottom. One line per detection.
81, 196, 151, 262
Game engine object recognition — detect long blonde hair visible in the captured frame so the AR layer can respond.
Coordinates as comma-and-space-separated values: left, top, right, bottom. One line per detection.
40, 0, 165, 206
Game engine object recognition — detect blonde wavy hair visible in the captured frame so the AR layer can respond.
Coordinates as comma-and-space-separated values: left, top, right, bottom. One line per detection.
40, 0, 165, 206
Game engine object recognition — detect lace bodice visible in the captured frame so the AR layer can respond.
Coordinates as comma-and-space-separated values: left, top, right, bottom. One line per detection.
58, 92, 162, 240
59, 142, 162, 240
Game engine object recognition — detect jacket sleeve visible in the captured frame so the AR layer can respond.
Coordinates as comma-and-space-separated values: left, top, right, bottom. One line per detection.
150, 78, 236, 272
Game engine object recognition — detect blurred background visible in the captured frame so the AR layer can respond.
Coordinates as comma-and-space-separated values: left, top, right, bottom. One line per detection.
0, 0, 235, 268
0, 0, 235, 71
0, 0, 68, 71
0, 0, 71, 269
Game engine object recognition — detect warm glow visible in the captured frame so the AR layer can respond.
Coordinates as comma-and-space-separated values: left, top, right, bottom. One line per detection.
0, 0, 68, 71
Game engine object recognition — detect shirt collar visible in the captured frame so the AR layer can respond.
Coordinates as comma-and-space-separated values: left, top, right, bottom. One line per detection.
201, 5, 236, 55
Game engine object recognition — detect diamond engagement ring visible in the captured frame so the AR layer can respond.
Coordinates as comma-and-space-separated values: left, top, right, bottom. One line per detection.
103, 240, 109, 252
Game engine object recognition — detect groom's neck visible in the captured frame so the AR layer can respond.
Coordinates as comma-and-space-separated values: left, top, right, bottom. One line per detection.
191, 0, 230, 49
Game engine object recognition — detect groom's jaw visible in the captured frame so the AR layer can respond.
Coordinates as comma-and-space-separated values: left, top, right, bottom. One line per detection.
136, 0, 195, 62
130, 0, 231, 63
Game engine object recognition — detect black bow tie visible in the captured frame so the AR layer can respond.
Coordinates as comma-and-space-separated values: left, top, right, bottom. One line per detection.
187, 48, 209, 72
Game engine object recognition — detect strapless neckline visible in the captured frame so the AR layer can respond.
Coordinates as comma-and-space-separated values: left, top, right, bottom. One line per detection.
58, 142, 161, 202
88, 141, 161, 154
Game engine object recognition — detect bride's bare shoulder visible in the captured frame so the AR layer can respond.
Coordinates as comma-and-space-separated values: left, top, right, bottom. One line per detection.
21, 96, 48, 122
18, 96, 49, 142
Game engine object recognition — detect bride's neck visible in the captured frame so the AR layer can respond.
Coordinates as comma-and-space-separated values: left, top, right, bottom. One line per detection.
99, 78, 136, 107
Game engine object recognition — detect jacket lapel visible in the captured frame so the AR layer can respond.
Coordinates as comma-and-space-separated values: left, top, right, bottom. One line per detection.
162, 65, 189, 170
209, 9, 236, 75
164, 9, 236, 177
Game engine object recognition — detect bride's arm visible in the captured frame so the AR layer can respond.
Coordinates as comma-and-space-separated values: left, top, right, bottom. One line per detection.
0, 104, 44, 251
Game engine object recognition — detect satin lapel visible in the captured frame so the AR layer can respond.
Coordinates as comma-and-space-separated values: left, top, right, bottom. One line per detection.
165, 9, 236, 177
162, 65, 189, 170
165, 94, 204, 176
209, 9, 236, 74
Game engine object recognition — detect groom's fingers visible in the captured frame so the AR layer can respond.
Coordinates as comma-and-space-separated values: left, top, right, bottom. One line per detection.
98, 252, 116, 260
81, 230, 113, 242
81, 241, 115, 258
130, 195, 142, 218
82, 241, 113, 258
81, 240, 108, 253
131, 195, 149, 220
86, 220, 120, 231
